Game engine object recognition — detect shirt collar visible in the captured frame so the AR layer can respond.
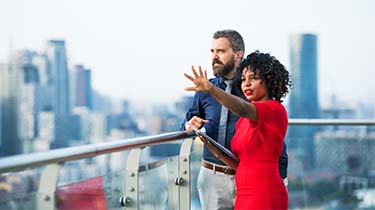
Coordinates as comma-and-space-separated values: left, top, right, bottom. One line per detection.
219, 77, 233, 84
218, 77, 226, 84
219, 77, 233, 86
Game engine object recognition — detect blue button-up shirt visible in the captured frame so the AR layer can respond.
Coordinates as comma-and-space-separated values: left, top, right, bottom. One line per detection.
181, 77, 288, 178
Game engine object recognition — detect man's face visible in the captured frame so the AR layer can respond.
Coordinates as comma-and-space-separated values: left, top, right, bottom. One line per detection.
211, 37, 237, 78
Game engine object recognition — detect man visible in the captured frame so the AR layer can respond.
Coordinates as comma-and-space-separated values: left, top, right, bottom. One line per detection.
181, 29, 288, 209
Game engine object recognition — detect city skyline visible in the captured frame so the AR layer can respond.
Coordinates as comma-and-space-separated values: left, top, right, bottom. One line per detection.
1, 0, 374, 106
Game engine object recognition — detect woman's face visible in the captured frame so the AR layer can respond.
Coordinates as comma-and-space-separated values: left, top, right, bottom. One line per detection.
241, 67, 269, 102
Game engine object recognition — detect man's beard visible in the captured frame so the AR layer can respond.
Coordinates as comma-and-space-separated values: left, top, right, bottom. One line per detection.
212, 57, 235, 78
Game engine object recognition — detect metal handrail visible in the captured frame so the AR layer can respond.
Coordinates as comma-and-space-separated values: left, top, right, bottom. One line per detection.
288, 118, 375, 125
0, 119, 374, 174
0, 130, 196, 174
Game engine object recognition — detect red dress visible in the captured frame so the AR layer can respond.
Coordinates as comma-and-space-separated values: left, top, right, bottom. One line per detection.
231, 100, 288, 210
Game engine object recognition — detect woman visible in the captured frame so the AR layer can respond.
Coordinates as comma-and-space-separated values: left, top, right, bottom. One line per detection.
184, 50, 291, 209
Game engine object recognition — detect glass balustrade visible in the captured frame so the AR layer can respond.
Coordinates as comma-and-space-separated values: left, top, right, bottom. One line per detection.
0, 123, 374, 210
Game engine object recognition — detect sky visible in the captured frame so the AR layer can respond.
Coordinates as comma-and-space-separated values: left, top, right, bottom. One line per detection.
0, 0, 374, 107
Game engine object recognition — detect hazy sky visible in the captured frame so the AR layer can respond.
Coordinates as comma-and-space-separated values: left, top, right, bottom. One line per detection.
1, 0, 374, 106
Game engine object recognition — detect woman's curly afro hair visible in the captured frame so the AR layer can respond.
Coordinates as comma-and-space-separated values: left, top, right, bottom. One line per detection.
234, 50, 292, 102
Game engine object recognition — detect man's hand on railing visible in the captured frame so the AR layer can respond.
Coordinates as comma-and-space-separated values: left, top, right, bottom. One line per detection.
184, 116, 209, 130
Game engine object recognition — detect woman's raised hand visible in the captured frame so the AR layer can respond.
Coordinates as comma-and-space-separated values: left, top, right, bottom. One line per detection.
184, 65, 213, 92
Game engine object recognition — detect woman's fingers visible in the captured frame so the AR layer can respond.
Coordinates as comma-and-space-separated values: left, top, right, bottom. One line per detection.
191, 66, 199, 78
198, 66, 204, 77
184, 87, 196, 91
184, 66, 210, 92
184, 73, 194, 81
186, 66, 207, 81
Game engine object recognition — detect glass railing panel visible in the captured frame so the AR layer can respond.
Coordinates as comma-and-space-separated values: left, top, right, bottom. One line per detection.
55, 151, 129, 210
57, 151, 129, 186
53, 170, 125, 210
138, 156, 176, 210
2, 124, 371, 209
166, 155, 179, 209
56, 176, 107, 210
102, 170, 124, 210
55, 166, 125, 210
0, 168, 42, 210
190, 140, 203, 210
287, 124, 375, 209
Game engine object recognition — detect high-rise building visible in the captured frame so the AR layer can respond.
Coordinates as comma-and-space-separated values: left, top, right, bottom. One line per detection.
15, 51, 41, 149
35, 112, 54, 152
287, 33, 320, 168
46, 40, 70, 115
0, 63, 21, 157
46, 40, 73, 148
33, 53, 53, 112
315, 131, 375, 174
74, 65, 93, 110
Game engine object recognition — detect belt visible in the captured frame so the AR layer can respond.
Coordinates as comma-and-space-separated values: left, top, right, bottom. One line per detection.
201, 160, 236, 175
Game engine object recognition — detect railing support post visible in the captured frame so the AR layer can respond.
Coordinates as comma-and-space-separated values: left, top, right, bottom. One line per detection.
177, 138, 193, 210
37, 163, 62, 210
121, 148, 143, 210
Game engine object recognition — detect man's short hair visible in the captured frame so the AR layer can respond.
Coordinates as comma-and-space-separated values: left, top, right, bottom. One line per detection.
213, 29, 245, 53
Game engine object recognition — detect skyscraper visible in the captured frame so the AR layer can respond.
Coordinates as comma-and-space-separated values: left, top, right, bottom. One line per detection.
288, 33, 320, 168
46, 40, 72, 148
15, 51, 41, 153
46, 40, 70, 115
0, 63, 21, 156
74, 65, 93, 110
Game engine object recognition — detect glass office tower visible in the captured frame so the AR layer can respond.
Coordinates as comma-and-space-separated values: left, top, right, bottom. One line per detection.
46, 40, 71, 116
288, 33, 319, 169
74, 65, 93, 110
0, 64, 21, 156
46, 40, 72, 148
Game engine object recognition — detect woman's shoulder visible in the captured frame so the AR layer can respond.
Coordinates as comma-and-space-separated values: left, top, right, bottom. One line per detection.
253, 100, 287, 115
253, 100, 283, 107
